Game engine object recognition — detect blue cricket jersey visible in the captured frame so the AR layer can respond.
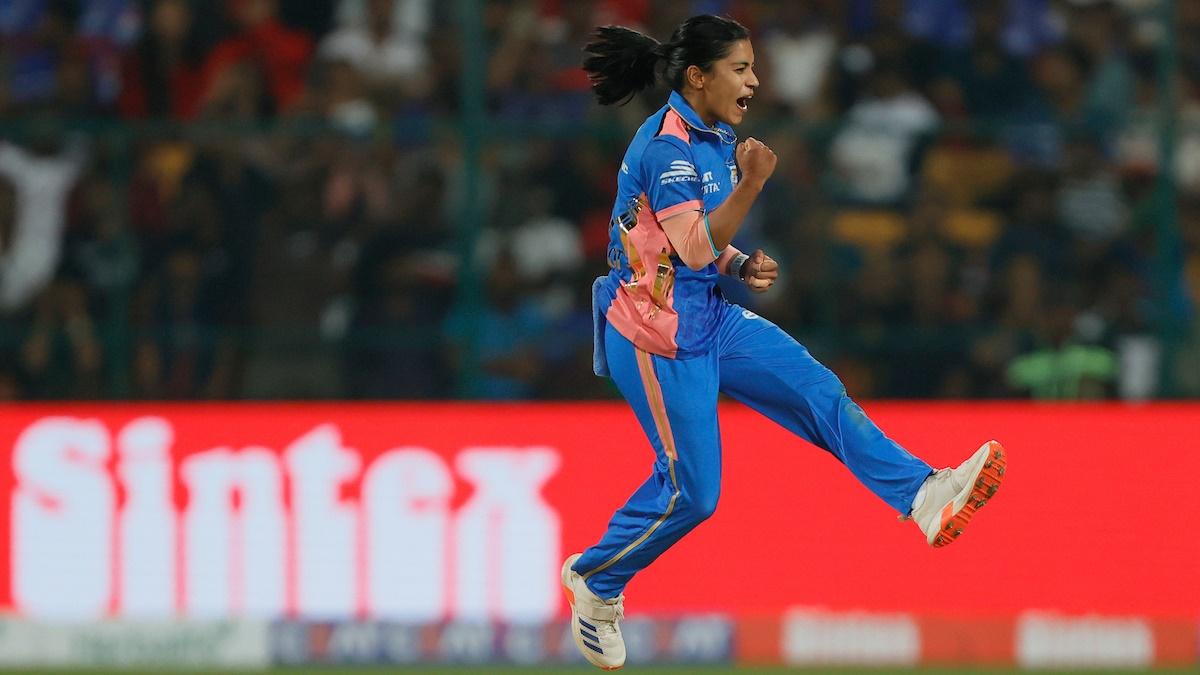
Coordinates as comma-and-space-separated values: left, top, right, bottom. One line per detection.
598, 90, 741, 359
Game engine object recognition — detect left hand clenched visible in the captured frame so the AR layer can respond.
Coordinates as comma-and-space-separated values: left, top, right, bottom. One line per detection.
743, 249, 778, 293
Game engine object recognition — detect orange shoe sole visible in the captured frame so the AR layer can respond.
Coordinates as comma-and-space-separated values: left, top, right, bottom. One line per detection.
932, 440, 1006, 548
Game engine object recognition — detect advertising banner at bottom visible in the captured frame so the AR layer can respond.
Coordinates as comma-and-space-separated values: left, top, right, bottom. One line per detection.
0, 619, 270, 669
270, 613, 1199, 668
0, 614, 1190, 669
739, 610, 1199, 669
269, 616, 735, 666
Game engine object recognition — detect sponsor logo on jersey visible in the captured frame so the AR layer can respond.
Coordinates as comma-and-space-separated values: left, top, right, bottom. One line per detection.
660, 160, 699, 185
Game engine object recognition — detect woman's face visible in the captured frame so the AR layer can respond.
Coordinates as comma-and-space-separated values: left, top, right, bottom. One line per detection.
691, 39, 758, 126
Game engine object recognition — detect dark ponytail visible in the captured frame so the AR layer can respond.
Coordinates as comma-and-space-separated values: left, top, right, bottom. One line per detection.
582, 26, 664, 106
583, 15, 750, 107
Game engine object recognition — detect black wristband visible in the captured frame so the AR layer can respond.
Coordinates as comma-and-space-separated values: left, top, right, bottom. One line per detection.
729, 253, 750, 280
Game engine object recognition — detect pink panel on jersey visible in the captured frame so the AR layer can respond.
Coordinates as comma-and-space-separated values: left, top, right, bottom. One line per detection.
660, 110, 690, 143
605, 196, 680, 358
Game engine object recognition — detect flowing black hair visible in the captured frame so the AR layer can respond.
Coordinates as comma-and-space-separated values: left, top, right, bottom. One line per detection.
582, 15, 750, 106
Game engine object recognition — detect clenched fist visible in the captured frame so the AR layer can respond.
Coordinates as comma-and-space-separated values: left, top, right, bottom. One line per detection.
742, 248, 778, 293
736, 137, 777, 188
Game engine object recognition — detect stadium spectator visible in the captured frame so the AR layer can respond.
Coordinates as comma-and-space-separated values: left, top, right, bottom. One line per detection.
239, 160, 343, 399
444, 248, 548, 400
314, 57, 380, 136
937, 0, 1037, 118
828, 64, 939, 204
1056, 136, 1129, 244
0, 1, 72, 108
1006, 46, 1094, 166
476, 175, 584, 319
131, 240, 238, 399
19, 277, 104, 399
1067, 0, 1136, 133
119, 0, 209, 119
1006, 291, 1117, 399
486, 1, 593, 122
62, 168, 140, 314
343, 238, 454, 400
0, 136, 88, 313
199, 0, 313, 115
757, 1, 838, 120
319, 0, 432, 101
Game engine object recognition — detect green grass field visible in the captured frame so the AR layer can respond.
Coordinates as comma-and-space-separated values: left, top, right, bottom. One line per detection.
7, 662, 1190, 667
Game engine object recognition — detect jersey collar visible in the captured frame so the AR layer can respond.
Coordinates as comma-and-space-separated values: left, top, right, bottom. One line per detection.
667, 91, 737, 145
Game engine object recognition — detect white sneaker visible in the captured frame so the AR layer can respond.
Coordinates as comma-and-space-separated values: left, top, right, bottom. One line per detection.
910, 440, 1007, 547
562, 553, 626, 670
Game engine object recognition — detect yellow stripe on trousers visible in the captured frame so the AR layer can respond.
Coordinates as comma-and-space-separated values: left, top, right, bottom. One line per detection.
582, 348, 680, 581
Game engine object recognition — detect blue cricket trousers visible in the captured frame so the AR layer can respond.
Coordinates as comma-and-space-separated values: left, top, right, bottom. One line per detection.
573, 301, 933, 600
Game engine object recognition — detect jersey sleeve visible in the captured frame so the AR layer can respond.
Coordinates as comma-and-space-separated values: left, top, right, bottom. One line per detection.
642, 137, 704, 222
640, 138, 721, 268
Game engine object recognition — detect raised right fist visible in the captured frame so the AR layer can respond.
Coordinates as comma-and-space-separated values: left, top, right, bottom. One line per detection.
736, 137, 777, 187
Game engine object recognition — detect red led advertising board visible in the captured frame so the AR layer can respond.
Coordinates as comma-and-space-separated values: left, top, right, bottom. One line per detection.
0, 403, 1195, 621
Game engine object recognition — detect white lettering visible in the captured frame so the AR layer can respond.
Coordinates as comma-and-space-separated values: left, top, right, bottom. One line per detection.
782, 609, 920, 665
453, 448, 560, 621
180, 448, 285, 617
7, 416, 568, 624
117, 417, 176, 615
12, 417, 113, 619
363, 448, 452, 620
1017, 613, 1154, 668
235, 448, 287, 615
285, 425, 361, 617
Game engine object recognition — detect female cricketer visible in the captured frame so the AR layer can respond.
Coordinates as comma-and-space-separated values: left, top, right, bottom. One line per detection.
561, 15, 1007, 670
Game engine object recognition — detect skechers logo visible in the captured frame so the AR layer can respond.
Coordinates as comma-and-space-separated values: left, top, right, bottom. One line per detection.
660, 160, 698, 185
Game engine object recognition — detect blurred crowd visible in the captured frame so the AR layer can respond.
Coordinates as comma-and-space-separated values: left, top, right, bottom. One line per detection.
1, 0, 1199, 401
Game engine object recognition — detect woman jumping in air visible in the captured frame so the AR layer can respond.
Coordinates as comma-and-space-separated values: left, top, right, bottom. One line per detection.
562, 15, 1007, 670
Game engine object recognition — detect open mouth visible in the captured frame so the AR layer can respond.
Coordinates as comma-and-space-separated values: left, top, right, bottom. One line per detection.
736, 96, 751, 111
